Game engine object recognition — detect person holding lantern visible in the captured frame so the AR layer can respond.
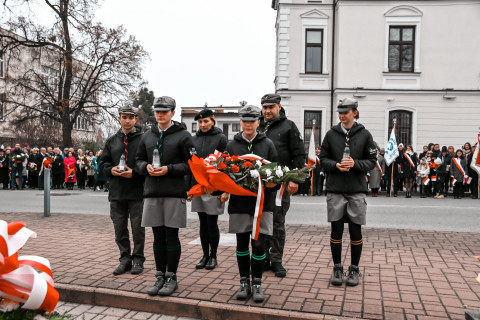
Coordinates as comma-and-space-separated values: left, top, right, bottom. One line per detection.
225, 105, 278, 303
101, 106, 146, 276
136, 96, 195, 297
191, 108, 228, 271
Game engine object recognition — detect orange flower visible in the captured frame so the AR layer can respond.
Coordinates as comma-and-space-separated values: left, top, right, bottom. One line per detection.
222, 153, 229, 158
225, 157, 232, 162
231, 155, 239, 161
244, 161, 253, 168
218, 162, 227, 169
232, 165, 240, 173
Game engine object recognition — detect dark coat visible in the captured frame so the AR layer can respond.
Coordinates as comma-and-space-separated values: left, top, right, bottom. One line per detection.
192, 127, 228, 158
400, 152, 417, 178
101, 125, 145, 201
450, 157, 467, 181
259, 108, 305, 169
135, 121, 195, 199
320, 122, 376, 194
52, 154, 64, 175
226, 131, 279, 215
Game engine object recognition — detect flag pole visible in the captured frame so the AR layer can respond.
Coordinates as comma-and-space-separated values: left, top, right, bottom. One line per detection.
389, 119, 396, 197
310, 119, 316, 196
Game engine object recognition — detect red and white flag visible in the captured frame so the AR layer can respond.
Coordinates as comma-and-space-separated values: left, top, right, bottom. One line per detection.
422, 177, 430, 185
307, 126, 316, 167
451, 177, 457, 186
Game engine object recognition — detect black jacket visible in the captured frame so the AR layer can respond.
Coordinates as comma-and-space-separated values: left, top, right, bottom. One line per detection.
226, 131, 279, 215
259, 109, 305, 169
320, 122, 376, 194
52, 154, 64, 174
136, 121, 194, 199
400, 152, 417, 178
102, 125, 145, 201
193, 127, 228, 158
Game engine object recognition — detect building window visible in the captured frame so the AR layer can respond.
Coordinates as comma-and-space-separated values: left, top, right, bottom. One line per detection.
305, 29, 323, 73
73, 113, 94, 131
42, 66, 58, 93
232, 123, 240, 132
192, 122, 197, 133
304, 111, 322, 153
40, 103, 55, 127
0, 52, 4, 78
388, 110, 412, 146
388, 26, 415, 72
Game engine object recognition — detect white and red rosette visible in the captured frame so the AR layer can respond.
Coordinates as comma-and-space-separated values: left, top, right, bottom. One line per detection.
0, 220, 59, 312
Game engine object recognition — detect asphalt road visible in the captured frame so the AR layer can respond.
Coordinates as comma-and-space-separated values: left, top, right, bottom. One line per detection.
1, 189, 479, 233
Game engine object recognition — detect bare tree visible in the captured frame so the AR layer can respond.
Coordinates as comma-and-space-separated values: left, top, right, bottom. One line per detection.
1, 0, 148, 147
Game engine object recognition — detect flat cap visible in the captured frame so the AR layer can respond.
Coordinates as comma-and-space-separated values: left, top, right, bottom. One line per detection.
261, 93, 281, 106
337, 97, 358, 112
194, 108, 214, 121
118, 105, 137, 116
239, 105, 261, 121
153, 96, 176, 111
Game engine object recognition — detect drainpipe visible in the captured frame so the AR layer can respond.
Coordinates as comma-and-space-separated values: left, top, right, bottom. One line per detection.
330, 0, 338, 128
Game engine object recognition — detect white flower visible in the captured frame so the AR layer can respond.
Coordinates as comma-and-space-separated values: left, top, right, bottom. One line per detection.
250, 169, 260, 178
265, 169, 272, 177
255, 160, 262, 168
275, 167, 284, 177
283, 166, 290, 172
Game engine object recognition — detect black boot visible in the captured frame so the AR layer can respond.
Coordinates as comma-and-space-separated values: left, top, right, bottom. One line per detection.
205, 257, 217, 270
270, 262, 287, 277
196, 256, 208, 269
236, 277, 251, 300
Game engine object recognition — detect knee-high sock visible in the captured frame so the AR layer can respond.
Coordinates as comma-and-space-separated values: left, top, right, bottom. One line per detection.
348, 222, 363, 266
251, 234, 266, 279
236, 232, 250, 278
152, 226, 167, 272
166, 227, 181, 274
207, 215, 220, 258
330, 220, 344, 265
198, 212, 210, 257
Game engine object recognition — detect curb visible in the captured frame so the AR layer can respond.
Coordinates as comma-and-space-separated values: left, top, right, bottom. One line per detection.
56, 283, 365, 320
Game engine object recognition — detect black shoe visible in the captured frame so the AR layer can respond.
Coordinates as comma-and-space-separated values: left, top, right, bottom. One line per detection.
330, 263, 344, 286
205, 257, 217, 270
346, 265, 360, 286
113, 261, 132, 275
271, 262, 287, 277
147, 271, 165, 296
158, 272, 178, 296
196, 256, 208, 269
252, 277, 265, 303
131, 262, 144, 275
236, 277, 251, 300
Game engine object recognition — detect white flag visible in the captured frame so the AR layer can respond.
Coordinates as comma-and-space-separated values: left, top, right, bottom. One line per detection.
307, 129, 316, 167
384, 127, 399, 166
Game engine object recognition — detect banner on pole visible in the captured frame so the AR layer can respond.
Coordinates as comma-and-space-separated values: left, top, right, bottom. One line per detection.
384, 127, 399, 166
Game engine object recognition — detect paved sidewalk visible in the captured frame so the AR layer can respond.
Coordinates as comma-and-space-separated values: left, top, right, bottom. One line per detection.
1, 212, 479, 320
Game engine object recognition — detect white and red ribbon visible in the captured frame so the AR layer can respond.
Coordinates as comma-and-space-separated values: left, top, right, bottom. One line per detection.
376, 160, 384, 176
452, 158, 471, 184
404, 153, 415, 168
451, 177, 457, 186
251, 175, 265, 240
275, 182, 286, 206
0, 220, 59, 312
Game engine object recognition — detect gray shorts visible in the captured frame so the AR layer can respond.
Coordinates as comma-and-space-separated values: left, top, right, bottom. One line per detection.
191, 194, 225, 215
228, 211, 273, 236
326, 193, 367, 225
142, 197, 187, 228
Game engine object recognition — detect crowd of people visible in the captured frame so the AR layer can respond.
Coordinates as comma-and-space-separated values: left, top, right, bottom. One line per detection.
0, 145, 108, 191
303, 141, 479, 199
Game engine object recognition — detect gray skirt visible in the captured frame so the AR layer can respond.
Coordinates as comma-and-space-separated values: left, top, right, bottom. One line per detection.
191, 194, 225, 215
142, 197, 187, 228
228, 211, 273, 236
326, 192, 367, 225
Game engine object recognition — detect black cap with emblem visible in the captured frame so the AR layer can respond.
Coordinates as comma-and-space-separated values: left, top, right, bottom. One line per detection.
194, 108, 214, 121
261, 93, 281, 106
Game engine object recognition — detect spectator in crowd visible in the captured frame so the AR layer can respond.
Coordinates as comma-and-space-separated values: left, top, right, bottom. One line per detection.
397, 143, 405, 191
468, 144, 478, 199
450, 149, 466, 199
76, 149, 88, 190
463, 142, 472, 158
419, 145, 429, 159
417, 157, 430, 198
21, 148, 29, 189
433, 144, 441, 157
379, 148, 387, 191
369, 148, 384, 197
93, 150, 108, 191
9, 144, 24, 190
448, 146, 455, 156
64, 151, 77, 190
63, 148, 69, 159
28, 148, 41, 189
52, 148, 64, 189
401, 145, 417, 198
0, 147, 9, 189
313, 146, 325, 196
434, 147, 449, 199
38, 147, 47, 190
442, 146, 453, 197
86, 150, 95, 189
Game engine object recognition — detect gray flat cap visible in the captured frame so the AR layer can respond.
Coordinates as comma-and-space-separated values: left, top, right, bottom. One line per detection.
118, 106, 137, 116
153, 96, 176, 111
337, 97, 358, 112
239, 105, 261, 121
261, 93, 281, 106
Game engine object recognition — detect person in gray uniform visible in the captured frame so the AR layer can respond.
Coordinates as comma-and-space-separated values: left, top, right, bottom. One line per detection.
224, 105, 279, 303
135, 96, 195, 296
319, 98, 376, 286
191, 109, 228, 270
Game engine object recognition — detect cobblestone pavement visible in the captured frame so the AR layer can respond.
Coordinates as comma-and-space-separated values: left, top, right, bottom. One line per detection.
1, 212, 479, 320
55, 301, 198, 319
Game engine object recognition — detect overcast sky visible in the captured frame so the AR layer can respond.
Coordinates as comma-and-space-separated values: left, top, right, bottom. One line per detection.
96, 0, 277, 113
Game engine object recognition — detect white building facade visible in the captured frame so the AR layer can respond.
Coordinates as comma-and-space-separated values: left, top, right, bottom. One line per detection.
272, 0, 480, 151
